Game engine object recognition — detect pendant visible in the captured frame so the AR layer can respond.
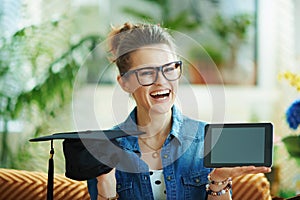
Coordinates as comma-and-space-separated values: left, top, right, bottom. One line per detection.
152, 151, 159, 158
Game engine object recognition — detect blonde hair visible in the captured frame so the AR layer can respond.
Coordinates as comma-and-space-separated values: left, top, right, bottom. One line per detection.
108, 22, 176, 74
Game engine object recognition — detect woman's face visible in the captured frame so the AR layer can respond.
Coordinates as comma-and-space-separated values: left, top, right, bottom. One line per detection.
118, 44, 179, 115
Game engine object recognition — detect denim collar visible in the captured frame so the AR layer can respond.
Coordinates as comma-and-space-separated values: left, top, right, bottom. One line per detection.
116, 106, 184, 152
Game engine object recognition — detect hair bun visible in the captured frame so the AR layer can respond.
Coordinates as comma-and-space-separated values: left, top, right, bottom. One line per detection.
119, 22, 136, 33
108, 22, 137, 58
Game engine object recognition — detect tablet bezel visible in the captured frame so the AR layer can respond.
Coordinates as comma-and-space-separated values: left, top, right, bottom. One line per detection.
204, 123, 273, 168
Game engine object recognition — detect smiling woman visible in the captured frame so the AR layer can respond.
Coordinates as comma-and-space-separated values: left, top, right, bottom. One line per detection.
84, 22, 271, 200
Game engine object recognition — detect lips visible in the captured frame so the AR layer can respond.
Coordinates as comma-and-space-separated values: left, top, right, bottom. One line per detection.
150, 89, 171, 99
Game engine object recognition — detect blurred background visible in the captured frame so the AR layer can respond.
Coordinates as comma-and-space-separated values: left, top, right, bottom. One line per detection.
0, 0, 299, 198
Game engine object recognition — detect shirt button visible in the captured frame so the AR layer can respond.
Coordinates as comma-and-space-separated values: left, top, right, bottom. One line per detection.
166, 176, 172, 181
144, 176, 148, 180
195, 178, 200, 183
163, 154, 168, 159
117, 184, 121, 189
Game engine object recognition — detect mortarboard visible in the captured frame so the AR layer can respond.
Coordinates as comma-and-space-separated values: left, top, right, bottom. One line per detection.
30, 130, 144, 200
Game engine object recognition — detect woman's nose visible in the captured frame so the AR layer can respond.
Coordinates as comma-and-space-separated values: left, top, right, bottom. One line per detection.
154, 69, 168, 84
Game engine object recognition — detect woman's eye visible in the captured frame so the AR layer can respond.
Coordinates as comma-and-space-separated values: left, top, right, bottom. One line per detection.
164, 67, 175, 73
140, 70, 154, 76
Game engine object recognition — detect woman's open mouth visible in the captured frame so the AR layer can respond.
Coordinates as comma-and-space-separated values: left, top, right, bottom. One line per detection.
150, 89, 171, 100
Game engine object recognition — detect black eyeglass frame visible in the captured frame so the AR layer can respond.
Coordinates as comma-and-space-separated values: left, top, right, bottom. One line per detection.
120, 60, 182, 86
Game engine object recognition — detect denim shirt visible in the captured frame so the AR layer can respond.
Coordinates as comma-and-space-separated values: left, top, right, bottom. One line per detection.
87, 106, 212, 200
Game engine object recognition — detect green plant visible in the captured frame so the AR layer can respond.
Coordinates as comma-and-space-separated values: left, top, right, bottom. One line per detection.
278, 189, 297, 198
189, 45, 224, 67
282, 135, 300, 165
0, 19, 101, 169
210, 13, 253, 69
121, 0, 201, 30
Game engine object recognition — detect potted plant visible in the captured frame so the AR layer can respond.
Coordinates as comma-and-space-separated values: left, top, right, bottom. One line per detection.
188, 45, 224, 84
279, 71, 300, 165
210, 13, 253, 70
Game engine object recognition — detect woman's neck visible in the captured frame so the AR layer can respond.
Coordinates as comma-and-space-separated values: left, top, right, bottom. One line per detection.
136, 107, 172, 138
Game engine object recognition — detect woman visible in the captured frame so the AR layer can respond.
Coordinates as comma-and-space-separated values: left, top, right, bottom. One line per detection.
87, 22, 271, 200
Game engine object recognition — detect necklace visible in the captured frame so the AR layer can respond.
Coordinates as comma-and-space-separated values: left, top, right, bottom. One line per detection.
139, 137, 163, 159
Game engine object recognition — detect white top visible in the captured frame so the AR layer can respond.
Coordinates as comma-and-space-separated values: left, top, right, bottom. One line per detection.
149, 169, 166, 200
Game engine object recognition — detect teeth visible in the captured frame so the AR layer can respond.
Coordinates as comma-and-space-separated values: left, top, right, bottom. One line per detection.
150, 89, 170, 96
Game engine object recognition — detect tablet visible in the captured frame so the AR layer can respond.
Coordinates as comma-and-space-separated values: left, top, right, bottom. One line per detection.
204, 123, 273, 168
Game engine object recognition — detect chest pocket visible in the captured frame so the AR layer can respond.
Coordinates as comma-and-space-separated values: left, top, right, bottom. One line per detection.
117, 181, 133, 192
181, 172, 207, 199
116, 178, 137, 199
182, 172, 207, 186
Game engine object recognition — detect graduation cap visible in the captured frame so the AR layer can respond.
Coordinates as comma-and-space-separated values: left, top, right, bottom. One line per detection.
30, 130, 144, 200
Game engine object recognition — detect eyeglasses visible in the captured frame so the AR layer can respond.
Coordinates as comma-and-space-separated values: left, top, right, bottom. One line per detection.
121, 61, 182, 86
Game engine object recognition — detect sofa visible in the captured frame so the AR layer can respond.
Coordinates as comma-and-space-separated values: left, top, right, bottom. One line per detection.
0, 168, 272, 200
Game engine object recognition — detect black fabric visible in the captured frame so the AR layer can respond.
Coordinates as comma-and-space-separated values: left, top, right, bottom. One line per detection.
63, 139, 120, 181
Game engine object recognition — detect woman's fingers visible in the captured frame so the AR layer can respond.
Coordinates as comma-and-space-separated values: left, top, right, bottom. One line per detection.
240, 166, 271, 175
213, 166, 271, 179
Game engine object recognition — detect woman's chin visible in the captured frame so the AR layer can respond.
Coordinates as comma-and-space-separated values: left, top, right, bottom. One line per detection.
149, 102, 173, 115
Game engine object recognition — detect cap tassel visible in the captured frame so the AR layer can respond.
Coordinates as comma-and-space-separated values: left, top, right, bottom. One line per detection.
47, 140, 54, 200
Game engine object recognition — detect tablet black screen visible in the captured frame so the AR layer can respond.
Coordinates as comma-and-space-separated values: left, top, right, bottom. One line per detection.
204, 123, 273, 168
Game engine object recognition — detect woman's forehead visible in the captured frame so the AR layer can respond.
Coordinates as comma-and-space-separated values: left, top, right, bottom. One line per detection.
130, 44, 177, 68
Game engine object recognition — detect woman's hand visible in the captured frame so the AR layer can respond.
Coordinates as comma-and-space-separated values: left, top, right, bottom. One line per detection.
96, 168, 117, 200
211, 166, 271, 181
206, 166, 271, 200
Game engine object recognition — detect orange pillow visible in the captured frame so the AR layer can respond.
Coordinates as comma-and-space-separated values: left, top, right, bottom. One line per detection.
0, 168, 89, 200
232, 173, 272, 200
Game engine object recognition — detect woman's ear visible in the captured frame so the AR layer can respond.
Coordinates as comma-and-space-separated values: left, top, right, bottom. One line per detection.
117, 75, 132, 93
